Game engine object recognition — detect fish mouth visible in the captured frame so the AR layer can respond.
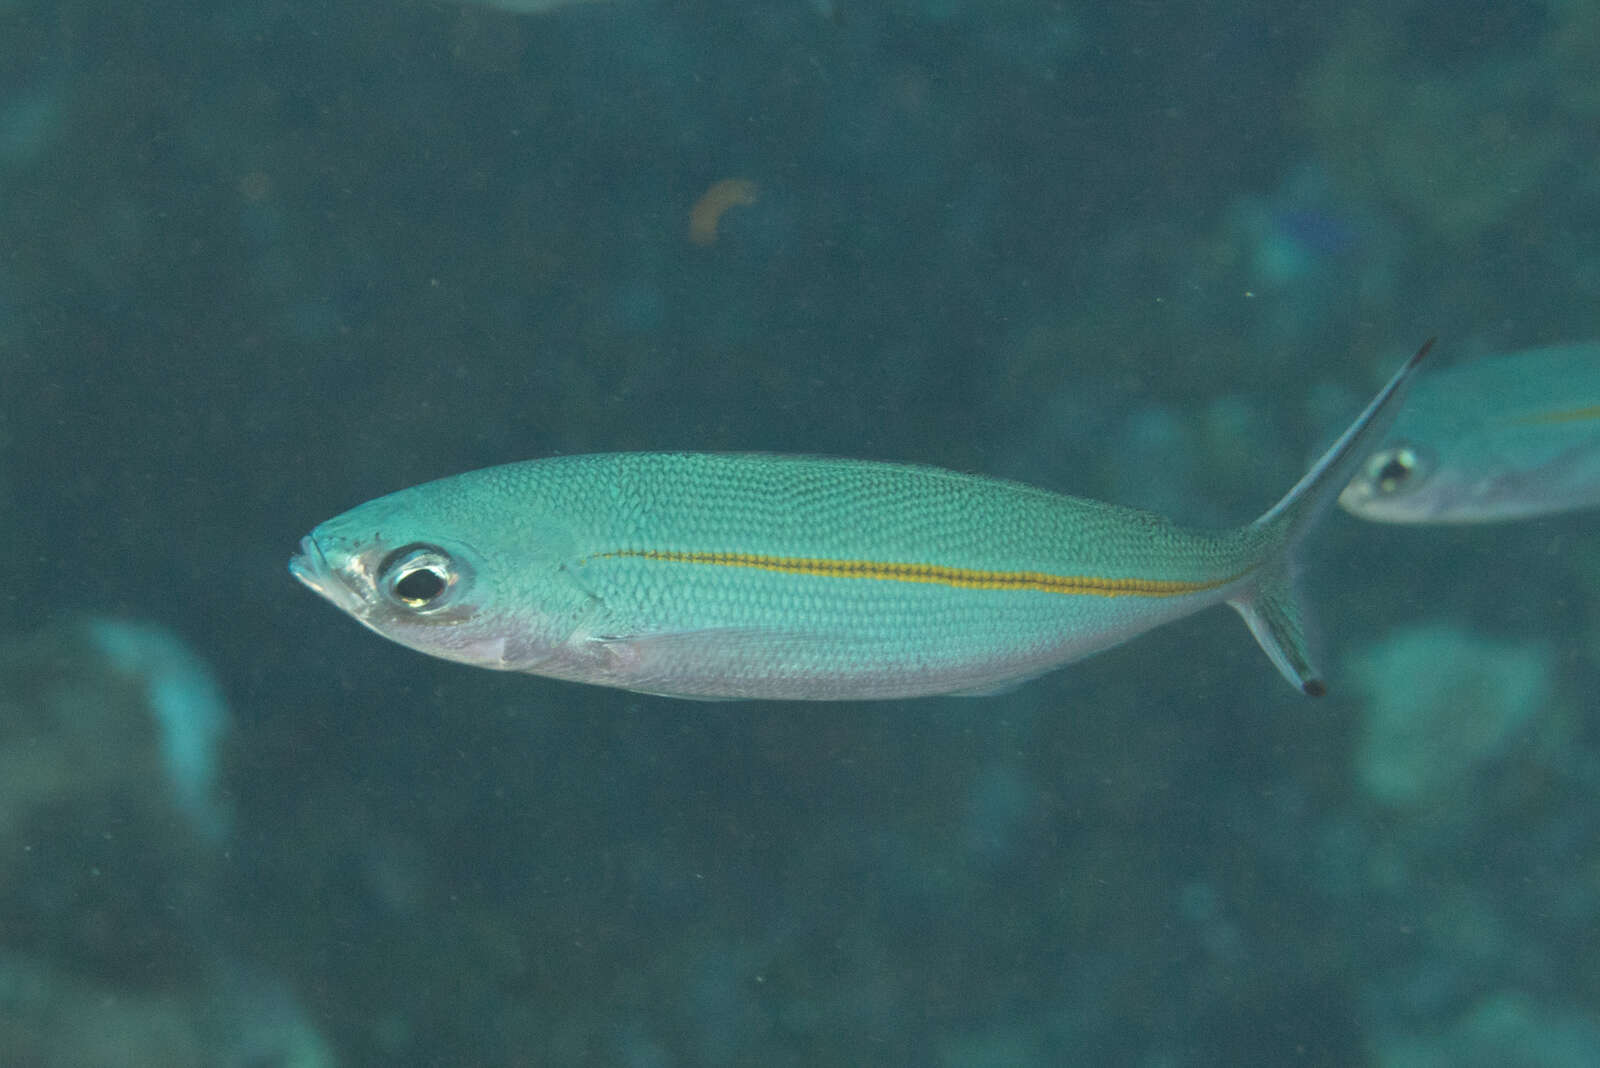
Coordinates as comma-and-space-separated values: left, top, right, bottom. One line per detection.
289, 534, 338, 600
290, 532, 377, 617
289, 533, 320, 579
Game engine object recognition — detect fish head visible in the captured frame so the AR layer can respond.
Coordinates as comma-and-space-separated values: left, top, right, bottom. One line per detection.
1339, 441, 1447, 522
289, 482, 587, 672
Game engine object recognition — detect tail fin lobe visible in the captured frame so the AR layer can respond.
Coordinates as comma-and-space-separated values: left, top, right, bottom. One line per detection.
1230, 558, 1324, 695
1252, 338, 1436, 543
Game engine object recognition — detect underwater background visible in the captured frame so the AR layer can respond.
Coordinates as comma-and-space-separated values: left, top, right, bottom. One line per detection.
3, 0, 1598, 1064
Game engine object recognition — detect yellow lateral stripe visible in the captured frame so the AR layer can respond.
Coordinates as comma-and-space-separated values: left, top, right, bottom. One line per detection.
600, 549, 1235, 598
1510, 405, 1600, 426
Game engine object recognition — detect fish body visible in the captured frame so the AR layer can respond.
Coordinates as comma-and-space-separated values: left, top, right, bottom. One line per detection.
1341, 342, 1600, 523
291, 343, 1431, 700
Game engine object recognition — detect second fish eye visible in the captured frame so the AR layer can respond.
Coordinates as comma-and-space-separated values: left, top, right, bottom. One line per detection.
1374, 447, 1419, 494
378, 545, 457, 610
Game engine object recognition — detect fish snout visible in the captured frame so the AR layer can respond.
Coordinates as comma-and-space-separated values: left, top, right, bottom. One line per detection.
288, 534, 331, 593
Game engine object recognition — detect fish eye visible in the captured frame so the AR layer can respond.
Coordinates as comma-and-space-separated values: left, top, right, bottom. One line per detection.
377, 544, 458, 611
1372, 446, 1419, 495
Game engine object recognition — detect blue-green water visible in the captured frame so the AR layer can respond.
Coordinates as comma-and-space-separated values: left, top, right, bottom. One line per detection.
2, 1, 1597, 1064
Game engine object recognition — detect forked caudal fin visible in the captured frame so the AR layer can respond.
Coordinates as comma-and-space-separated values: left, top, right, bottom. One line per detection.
1229, 339, 1436, 696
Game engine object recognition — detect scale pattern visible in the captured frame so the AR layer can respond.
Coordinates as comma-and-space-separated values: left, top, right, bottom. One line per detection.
416, 453, 1268, 698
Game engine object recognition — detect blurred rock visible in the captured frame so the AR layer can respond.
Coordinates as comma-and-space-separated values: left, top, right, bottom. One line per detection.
1348, 622, 1554, 808
1375, 989, 1600, 1068
1301, 10, 1567, 245
0, 621, 334, 1064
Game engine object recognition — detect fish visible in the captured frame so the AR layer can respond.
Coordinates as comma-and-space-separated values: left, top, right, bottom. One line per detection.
290, 341, 1433, 701
1340, 342, 1600, 524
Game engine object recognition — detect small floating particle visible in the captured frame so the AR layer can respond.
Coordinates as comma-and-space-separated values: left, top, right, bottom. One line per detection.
689, 178, 760, 246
